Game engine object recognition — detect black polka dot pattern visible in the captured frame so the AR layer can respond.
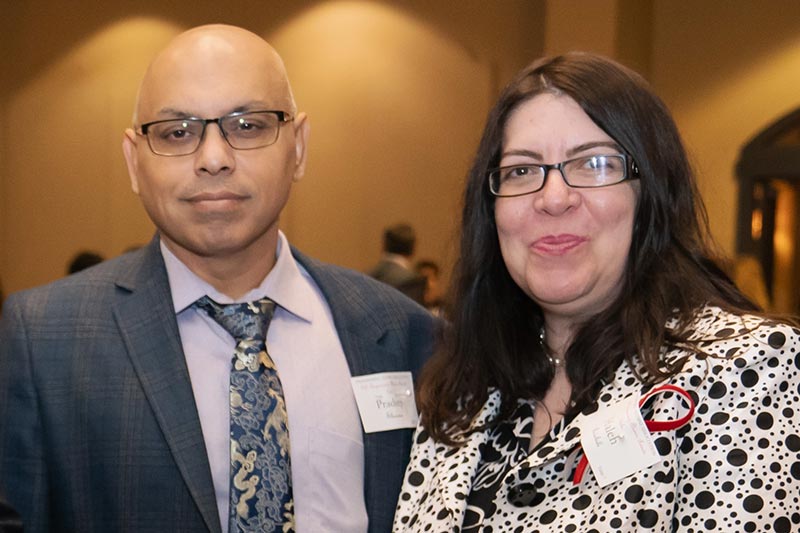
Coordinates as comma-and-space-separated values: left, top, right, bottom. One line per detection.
393, 308, 800, 532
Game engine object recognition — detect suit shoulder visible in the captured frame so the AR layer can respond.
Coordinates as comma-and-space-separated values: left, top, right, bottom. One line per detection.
3, 251, 146, 319
293, 250, 432, 319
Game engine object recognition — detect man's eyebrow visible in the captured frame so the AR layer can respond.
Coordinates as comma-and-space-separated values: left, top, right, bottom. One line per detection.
151, 107, 195, 119
228, 102, 272, 114
151, 102, 273, 120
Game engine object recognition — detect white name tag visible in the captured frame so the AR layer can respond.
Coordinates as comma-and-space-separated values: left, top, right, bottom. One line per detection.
577, 395, 660, 487
350, 371, 418, 433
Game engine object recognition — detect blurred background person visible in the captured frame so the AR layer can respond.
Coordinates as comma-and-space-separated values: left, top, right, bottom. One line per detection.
66, 250, 105, 274
414, 259, 443, 316
368, 223, 426, 305
0, 495, 22, 533
394, 52, 800, 532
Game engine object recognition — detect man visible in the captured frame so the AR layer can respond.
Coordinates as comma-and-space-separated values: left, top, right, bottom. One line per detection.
368, 223, 427, 305
0, 25, 434, 533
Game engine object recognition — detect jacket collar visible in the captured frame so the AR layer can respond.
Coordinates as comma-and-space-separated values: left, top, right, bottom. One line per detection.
431, 361, 687, 527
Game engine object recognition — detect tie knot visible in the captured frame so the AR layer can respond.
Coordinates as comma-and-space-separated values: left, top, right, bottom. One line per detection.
195, 296, 276, 343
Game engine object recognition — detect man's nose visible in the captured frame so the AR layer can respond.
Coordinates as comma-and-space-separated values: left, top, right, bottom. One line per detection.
195, 122, 235, 175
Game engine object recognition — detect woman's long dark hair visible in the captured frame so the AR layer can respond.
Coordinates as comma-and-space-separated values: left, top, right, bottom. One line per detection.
418, 52, 759, 445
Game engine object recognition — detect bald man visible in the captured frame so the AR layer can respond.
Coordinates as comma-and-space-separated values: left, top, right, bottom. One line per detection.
0, 25, 435, 533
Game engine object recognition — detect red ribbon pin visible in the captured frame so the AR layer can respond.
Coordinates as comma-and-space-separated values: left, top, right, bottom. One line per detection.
572, 384, 696, 485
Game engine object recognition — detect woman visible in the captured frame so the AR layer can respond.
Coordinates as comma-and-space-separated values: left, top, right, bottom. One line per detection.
393, 53, 800, 532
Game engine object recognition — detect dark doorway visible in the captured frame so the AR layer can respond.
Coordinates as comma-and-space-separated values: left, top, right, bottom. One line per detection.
736, 108, 800, 314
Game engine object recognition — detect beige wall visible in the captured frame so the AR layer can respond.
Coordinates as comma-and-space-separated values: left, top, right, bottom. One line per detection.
651, 0, 800, 257
544, 0, 653, 76
0, 1, 542, 294
271, 3, 508, 272
4, 0, 800, 298
3, 19, 178, 290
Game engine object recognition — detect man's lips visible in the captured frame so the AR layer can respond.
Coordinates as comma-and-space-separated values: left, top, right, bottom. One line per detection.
184, 191, 248, 204
531, 234, 587, 255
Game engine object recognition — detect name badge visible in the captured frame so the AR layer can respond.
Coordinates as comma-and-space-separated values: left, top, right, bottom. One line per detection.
577, 394, 660, 487
350, 371, 418, 433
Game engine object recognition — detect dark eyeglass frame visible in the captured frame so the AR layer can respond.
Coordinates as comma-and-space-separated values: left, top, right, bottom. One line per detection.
137, 110, 293, 156
488, 153, 640, 198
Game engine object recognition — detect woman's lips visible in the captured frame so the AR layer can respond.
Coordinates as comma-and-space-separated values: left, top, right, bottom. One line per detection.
532, 234, 587, 255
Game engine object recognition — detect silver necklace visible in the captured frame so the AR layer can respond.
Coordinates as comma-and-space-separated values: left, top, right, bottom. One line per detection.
539, 326, 562, 368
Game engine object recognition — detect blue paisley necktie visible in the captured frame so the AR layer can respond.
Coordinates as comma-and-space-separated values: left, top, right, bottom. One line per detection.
195, 296, 294, 533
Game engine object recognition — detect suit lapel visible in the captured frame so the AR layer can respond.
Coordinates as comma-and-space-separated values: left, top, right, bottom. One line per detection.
113, 239, 221, 533
292, 248, 393, 376
294, 249, 414, 531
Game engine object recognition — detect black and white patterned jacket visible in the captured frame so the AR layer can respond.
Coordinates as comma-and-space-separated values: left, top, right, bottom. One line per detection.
394, 307, 800, 532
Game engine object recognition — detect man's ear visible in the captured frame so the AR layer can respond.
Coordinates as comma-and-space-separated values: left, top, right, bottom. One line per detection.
122, 128, 141, 194
291, 112, 310, 182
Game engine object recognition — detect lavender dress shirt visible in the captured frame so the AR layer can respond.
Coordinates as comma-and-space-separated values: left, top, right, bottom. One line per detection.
161, 232, 367, 532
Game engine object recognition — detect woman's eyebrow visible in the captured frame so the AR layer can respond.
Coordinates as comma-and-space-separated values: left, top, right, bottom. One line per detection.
501, 149, 543, 160
566, 141, 621, 157
501, 141, 622, 162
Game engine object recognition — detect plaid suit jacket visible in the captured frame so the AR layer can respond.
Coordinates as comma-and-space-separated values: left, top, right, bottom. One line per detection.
0, 236, 435, 533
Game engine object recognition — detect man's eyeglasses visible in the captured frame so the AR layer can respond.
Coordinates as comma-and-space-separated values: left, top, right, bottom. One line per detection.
137, 110, 293, 156
488, 154, 639, 197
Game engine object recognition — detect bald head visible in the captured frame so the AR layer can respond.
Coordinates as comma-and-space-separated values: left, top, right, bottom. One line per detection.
133, 24, 296, 125
121, 24, 311, 297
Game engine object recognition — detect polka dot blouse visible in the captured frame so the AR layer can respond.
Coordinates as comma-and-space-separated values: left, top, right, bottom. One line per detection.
393, 307, 800, 532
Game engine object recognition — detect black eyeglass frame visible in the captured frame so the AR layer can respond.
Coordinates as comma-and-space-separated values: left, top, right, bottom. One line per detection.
488, 153, 640, 198
137, 110, 293, 156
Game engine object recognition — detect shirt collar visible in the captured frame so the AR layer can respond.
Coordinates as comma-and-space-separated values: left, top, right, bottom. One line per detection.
382, 252, 412, 270
161, 231, 314, 323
